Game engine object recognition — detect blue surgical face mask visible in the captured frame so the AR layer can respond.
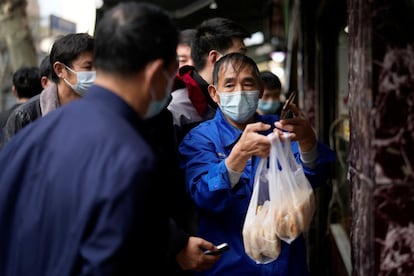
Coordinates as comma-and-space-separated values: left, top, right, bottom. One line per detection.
218, 90, 259, 123
258, 100, 281, 114
64, 65, 96, 96
144, 71, 173, 119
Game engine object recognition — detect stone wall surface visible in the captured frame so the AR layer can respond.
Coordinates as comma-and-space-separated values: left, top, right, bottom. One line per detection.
348, 0, 414, 275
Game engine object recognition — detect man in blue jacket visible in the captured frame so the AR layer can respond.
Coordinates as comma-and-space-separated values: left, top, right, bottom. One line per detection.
178, 53, 336, 275
0, 2, 219, 275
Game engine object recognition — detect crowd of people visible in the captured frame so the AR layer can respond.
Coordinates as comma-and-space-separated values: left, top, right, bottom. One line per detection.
0, 2, 335, 275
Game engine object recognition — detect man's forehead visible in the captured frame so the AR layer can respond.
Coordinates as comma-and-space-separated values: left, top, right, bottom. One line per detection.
70, 52, 94, 69
218, 63, 257, 83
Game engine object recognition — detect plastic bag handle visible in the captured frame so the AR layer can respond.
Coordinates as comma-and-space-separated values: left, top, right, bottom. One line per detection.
267, 133, 299, 202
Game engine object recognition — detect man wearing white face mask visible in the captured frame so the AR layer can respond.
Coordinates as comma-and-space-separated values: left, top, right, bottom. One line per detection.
0, 33, 95, 148
257, 70, 284, 116
178, 53, 336, 275
168, 17, 250, 143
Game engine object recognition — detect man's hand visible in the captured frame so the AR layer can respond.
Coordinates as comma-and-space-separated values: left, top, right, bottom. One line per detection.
176, 237, 220, 272
274, 104, 317, 152
226, 122, 272, 172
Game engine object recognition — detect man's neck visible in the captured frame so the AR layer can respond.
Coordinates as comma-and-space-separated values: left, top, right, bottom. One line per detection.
197, 67, 213, 85
95, 73, 149, 118
17, 97, 30, 104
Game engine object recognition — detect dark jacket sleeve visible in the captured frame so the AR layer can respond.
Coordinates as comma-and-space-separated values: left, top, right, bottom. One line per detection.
142, 107, 193, 273
0, 95, 42, 149
168, 218, 190, 258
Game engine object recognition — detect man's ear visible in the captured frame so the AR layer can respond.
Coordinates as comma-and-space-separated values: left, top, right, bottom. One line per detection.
208, 50, 222, 65
53, 62, 65, 79
145, 59, 163, 82
208, 84, 219, 104
11, 85, 17, 97
41, 76, 49, 89
143, 59, 164, 98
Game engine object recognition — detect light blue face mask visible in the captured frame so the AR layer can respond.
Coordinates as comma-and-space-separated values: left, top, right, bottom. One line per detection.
258, 100, 281, 114
144, 71, 173, 119
218, 90, 259, 123
64, 65, 96, 96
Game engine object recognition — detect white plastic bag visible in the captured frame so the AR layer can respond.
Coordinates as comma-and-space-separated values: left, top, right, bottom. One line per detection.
242, 151, 281, 264
242, 133, 315, 264
270, 132, 315, 243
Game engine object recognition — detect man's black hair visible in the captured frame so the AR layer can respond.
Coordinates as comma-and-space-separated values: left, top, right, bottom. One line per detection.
39, 55, 52, 80
191, 17, 250, 71
260, 71, 282, 90
94, 2, 179, 76
12, 66, 43, 98
179, 29, 196, 47
212, 53, 260, 85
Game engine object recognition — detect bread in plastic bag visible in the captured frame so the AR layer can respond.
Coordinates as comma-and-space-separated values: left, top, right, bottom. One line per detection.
242, 147, 281, 264
269, 132, 315, 243
242, 132, 315, 264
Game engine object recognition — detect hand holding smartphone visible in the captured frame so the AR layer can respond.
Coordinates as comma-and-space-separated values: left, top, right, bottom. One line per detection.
280, 91, 297, 119
204, 243, 230, 255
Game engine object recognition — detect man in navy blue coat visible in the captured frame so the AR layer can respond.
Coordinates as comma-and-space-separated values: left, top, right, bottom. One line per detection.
0, 2, 219, 275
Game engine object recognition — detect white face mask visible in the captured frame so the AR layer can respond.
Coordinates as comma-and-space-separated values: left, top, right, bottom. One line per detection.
258, 100, 281, 114
63, 65, 96, 96
218, 90, 259, 123
144, 70, 173, 119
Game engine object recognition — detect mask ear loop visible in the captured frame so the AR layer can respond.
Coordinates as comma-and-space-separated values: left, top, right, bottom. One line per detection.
63, 67, 77, 87
59, 63, 77, 87
64, 65, 76, 74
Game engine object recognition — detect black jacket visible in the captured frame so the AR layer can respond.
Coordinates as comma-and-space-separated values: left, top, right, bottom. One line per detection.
142, 107, 195, 275
0, 94, 42, 149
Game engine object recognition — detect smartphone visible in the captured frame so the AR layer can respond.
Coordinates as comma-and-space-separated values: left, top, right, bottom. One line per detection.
204, 243, 230, 255
280, 91, 297, 119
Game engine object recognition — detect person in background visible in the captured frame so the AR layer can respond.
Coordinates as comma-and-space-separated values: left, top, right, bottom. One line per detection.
39, 55, 53, 89
0, 2, 219, 275
0, 66, 42, 130
0, 32, 95, 148
257, 70, 284, 116
177, 29, 196, 68
168, 17, 251, 143
178, 53, 336, 275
